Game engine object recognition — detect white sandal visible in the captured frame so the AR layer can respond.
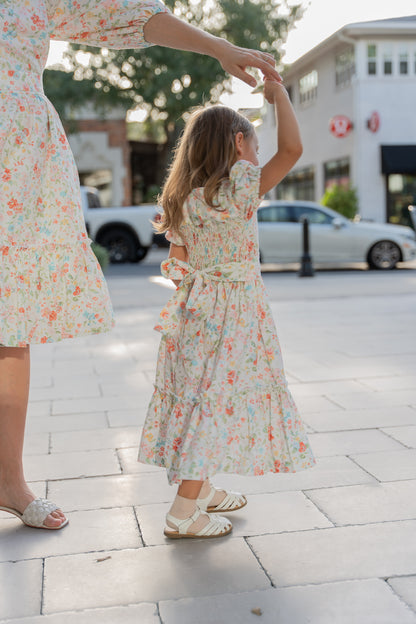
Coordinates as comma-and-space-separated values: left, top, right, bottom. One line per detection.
0, 498, 69, 530
197, 485, 247, 513
164, 507, 232, 539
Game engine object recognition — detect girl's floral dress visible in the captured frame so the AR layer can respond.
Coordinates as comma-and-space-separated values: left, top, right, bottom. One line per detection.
138, 160, 315, 484
0, 0, 168, 347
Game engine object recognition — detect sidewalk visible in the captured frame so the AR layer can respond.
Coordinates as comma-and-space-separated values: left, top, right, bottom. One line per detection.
1, 258, 416, 623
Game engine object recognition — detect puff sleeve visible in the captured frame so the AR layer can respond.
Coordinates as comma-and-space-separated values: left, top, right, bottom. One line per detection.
229, 160, 263, 220
165, 229, 185, 246
47, 0, 169, 48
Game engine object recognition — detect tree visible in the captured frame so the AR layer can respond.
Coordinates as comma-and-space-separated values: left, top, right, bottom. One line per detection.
321, 184, 359, 220
44, 0, 302, 142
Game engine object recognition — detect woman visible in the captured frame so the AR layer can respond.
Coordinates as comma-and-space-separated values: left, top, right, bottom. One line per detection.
0, 0, 280, 530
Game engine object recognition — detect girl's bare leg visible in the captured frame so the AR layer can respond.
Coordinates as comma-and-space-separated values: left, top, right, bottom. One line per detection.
0, 347, 66, 528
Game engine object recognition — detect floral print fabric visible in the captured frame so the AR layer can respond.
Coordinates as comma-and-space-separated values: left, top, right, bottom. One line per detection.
138, 160, 315, 484
0, 0, 168, 346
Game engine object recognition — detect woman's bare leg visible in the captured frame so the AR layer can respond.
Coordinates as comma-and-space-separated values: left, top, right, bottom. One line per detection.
0, 346, 66, 528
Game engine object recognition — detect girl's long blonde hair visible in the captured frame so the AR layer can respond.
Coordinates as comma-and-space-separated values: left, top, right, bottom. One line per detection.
155, 105, 254, 234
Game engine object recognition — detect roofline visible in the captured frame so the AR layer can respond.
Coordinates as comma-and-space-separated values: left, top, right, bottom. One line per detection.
283, 16, 416, 78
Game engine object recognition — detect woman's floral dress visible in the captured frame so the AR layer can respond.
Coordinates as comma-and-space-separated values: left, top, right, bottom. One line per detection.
138, 160, 315, 484
0, 0, 168, 347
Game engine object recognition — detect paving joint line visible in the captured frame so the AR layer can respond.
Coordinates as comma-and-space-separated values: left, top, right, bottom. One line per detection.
132, 506, 145, 548
346, 455, 381, 483
301, 490, 336, 526
40, 557, 46, 615
244, 537, 275, 589
383, 577, 416, 615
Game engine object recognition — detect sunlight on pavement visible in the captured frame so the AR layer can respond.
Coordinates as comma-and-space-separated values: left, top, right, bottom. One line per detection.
149, 276, 176, 290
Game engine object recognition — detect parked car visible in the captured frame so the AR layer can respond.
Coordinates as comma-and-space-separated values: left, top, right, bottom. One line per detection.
257, 200, 416, 270
80, 186, 157, 263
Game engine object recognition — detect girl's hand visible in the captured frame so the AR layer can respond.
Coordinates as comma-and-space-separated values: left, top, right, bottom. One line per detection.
215, 40, 282, 87
263, 78, 287, 104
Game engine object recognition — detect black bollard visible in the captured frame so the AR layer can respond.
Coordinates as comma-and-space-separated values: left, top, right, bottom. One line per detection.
299, 216, 314, 277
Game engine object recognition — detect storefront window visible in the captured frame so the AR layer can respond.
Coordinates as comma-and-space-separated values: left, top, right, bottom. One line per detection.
387, 174, 416, 226
275, 166, 315, 201
324, 158, 350, 190
367, 44, 377, 75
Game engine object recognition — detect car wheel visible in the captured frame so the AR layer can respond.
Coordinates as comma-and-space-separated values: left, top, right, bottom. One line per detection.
367, 240, 401, 270
131, 245, 148, 263
98, 228, 137, 264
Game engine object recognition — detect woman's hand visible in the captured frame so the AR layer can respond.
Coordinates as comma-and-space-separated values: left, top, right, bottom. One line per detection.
144, 13, 282, 87
214, 39, 282, 87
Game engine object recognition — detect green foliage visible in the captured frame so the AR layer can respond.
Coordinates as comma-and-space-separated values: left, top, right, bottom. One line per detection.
321, 184, 359, 220
91, 242, 110, 272
44, 0, 302, 133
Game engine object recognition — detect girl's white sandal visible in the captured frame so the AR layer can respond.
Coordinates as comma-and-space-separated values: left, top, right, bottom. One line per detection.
0, 498, 68, 530
197, 486, 247, 513
164, 507, 232, 539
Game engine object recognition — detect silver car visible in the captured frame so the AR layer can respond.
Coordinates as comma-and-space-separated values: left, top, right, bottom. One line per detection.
257, 201, 416, 270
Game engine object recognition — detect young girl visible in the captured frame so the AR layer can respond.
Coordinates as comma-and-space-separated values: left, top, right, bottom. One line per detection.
138, 79, 315, 539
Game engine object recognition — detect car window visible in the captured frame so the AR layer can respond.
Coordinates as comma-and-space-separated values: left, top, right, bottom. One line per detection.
258, 205, 293, 223
293, 205, 333, 224
87, 192, 101, 209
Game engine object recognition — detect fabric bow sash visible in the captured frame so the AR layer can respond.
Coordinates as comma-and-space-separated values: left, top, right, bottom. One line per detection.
154, 257, 259, 339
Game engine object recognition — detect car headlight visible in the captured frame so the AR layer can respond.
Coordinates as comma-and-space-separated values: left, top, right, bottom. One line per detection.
399, 232, 416, 242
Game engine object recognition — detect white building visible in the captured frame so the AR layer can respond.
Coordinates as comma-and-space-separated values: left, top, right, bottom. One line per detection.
258, 15, 416, 225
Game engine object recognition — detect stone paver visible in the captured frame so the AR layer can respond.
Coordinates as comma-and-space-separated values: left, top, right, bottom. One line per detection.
351, 449, 416, 482
1, 256, 416, 621
0, 508, 141, 563
159, 579, 416, 624
304, 406, 416, 432
50, 427, 139, 453
23, 449, 121, 481
0, 560, 42, 619
48, 472, 174, 512
248, 520, 416, 586
388, 576, 416, 612
306, 480, 416, 525
42, 539, 270, 613
1, 604, 160, 624
308, 429, 404, 457
381, 425, 416, 448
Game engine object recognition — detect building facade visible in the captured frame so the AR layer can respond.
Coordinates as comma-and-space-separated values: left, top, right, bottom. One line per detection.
258, 15, 416, 225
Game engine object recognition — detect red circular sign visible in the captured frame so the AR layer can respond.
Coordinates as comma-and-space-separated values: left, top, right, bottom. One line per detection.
329, 115, 353, 138
367, 111, 380, 133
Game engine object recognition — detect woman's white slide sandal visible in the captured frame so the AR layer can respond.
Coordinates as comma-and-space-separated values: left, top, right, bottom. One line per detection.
197, 487, 247, 513
0, 498, 69, 530
164, 507, 232, 539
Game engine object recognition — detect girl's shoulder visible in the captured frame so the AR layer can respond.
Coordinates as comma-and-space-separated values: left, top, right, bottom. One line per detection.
222, 159, 263, 219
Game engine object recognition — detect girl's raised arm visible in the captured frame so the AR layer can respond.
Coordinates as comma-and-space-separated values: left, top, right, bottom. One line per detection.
143, 12, 281, 88
259, 80, 303, 196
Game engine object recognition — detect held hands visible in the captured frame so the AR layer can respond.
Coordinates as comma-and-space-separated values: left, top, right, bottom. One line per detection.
215, 40, 282, 88
263, 77, 288, 103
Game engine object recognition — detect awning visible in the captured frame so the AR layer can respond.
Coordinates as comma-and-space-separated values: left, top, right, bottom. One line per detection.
381, 145, 416, 175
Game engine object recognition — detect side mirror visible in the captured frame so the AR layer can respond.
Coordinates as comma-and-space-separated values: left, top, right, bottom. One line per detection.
332, 217, 344, 230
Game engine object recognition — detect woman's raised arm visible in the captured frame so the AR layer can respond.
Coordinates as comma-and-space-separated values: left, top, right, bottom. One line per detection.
143, 12, 281, 88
